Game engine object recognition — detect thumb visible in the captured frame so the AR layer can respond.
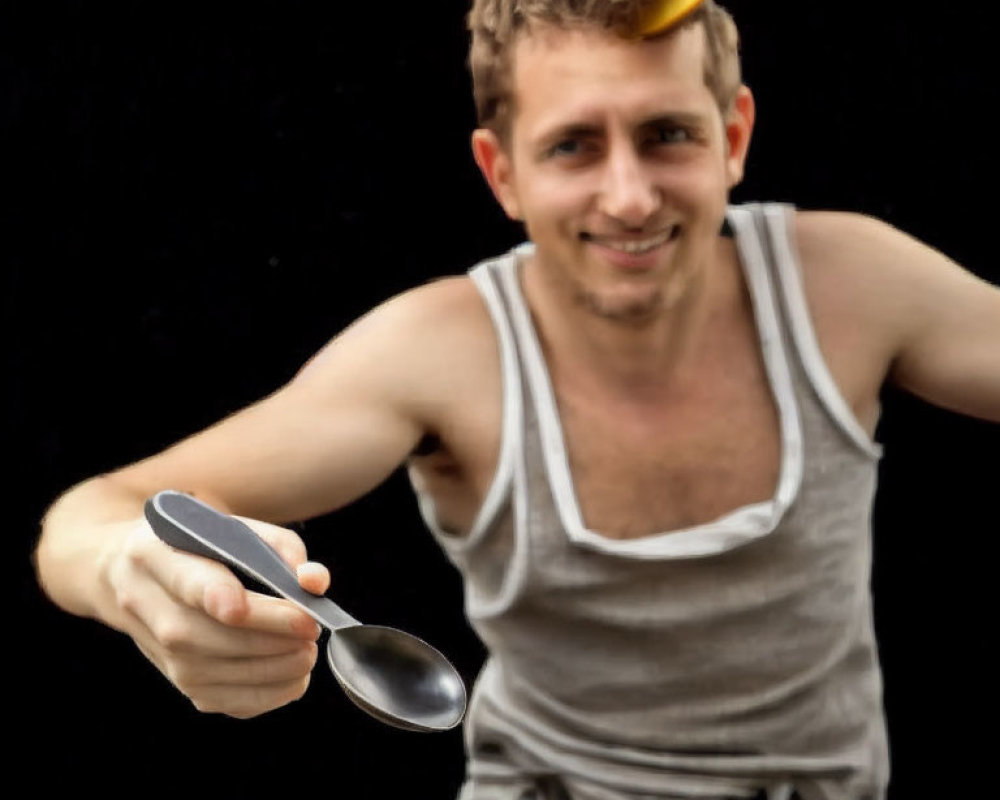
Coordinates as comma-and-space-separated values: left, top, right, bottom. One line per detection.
296, 561, 331, 596
238, 517, 331, 596
237, 517, 308, 569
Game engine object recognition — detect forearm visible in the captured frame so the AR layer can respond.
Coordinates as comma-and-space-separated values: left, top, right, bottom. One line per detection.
35, 474, 146, 624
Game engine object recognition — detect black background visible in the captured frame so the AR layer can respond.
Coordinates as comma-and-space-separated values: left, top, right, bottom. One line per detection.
7, 2, 998, 797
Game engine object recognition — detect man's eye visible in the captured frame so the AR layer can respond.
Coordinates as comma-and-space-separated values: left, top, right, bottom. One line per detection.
653, 127, 692, 144
550, 139, 582, 157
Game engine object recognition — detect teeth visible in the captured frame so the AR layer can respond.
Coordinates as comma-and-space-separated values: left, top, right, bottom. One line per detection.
595, 228, 675, 254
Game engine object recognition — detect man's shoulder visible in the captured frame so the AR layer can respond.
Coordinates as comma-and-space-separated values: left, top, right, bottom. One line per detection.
295, 271, 501, 400
792, 208, 901, 263
787, 208, 936, 307
788, 207, 967, 300
789, 207, 946, 271
379, 247, 522, 349
783, 207, 973, 370
389, 272, 498, 342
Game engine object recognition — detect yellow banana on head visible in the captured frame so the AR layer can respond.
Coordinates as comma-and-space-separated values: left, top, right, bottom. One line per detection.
635, 0, 706, 37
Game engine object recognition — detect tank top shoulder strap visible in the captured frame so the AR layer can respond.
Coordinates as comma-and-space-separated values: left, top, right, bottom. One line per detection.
737, 203, 883, 459
449, 249, 530, 549
460, 248, 534, 616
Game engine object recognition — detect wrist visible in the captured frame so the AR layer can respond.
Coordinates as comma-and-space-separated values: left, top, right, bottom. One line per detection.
35, 478, 146, 625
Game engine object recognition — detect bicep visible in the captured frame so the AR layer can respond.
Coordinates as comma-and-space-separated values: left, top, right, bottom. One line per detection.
887, 236, 1000, 422
108, 298, 433, 524
119, 387, 419, 523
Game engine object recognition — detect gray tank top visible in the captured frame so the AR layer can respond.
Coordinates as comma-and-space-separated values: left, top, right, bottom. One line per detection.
411, 203, 889, 800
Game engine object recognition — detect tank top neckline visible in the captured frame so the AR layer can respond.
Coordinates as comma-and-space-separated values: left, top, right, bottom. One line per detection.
495, 206, 805, 559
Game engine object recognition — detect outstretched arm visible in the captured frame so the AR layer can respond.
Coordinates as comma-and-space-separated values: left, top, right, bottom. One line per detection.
34, 280, 461, 717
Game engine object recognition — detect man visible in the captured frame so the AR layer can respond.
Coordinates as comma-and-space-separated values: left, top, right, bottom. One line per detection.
33, 1, 1000, 799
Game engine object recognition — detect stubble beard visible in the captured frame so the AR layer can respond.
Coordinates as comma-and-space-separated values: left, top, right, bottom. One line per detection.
571, 253, 701, 326
572, 283, 666, 326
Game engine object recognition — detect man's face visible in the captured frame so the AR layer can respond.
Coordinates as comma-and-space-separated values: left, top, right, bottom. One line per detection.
474, 23, 752, 324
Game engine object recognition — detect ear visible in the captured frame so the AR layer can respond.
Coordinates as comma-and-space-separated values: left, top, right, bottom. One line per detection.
471, 128, 522, 220
723, 85, 756, 188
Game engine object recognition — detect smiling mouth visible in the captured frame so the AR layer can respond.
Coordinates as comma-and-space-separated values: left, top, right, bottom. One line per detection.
581, 226, 680, 255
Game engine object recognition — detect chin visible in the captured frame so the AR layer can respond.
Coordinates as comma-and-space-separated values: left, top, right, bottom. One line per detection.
574, 284, 665, 324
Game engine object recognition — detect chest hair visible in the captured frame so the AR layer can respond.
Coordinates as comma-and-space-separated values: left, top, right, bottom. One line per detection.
556, 345, 782, 540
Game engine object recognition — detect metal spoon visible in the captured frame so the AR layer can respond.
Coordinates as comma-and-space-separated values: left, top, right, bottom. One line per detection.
143, 490, 467, 732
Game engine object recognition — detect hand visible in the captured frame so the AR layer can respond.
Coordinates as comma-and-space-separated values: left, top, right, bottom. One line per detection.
103, 516, 331, 719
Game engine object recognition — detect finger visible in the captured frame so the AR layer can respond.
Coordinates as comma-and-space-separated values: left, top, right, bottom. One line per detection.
235, 520, 332, 599
123, 575, 318, 657
125, 524, 250, 625
150, 548, 320, 637
133, 619, 318, 719
239, 592, 321, 639
238, 518, 308, 569
125, 521, 320, 636
167, 642, 319, 690
296, 561, 330, 595
186, 674, 314, 719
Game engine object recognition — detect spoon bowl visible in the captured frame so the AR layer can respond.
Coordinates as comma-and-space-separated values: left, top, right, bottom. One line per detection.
327, 625, 467, 731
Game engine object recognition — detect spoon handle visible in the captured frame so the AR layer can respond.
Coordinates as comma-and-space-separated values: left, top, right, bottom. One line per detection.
144, 490, 359, 631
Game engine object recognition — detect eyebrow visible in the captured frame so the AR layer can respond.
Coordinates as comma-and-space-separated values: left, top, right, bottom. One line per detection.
642, 111, 709, 130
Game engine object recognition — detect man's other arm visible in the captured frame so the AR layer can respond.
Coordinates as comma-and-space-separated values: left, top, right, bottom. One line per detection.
796, 211, 1000, 423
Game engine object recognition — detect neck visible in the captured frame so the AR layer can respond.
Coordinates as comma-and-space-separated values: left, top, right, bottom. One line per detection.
522, 237, 742, 400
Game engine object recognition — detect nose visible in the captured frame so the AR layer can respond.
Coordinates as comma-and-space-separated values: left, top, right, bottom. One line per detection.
597, 139, 661, 227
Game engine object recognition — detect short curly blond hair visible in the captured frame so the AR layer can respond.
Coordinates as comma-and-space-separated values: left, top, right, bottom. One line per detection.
467, 0, 741, 138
